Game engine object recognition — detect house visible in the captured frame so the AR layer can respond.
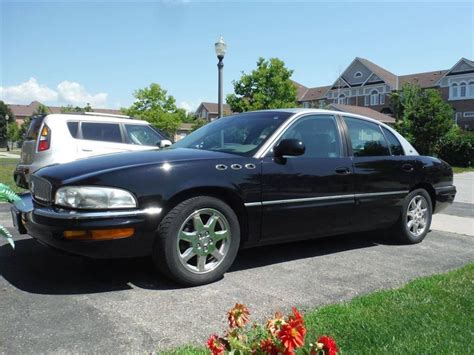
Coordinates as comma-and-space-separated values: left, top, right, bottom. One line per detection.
195, 102, 232, 122
7, 101, 123, 126
174, 123, 193, 141
297, 57, 474, 130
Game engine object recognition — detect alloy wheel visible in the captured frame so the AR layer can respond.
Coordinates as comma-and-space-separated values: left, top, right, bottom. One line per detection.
176, 208, 231, 274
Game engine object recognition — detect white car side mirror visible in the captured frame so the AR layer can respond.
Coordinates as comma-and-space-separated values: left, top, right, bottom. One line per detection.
160, 140, 172, 148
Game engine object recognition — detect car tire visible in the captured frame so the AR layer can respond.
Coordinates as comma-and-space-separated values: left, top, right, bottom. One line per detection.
153, 196, 240, 286
391, 188, 432, 244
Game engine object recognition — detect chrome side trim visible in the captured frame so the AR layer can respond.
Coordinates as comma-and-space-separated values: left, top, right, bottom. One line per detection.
34, 206, 162, 220
244, 202, 262, 207
354, 190, 409, 198
244, 190, 408, 207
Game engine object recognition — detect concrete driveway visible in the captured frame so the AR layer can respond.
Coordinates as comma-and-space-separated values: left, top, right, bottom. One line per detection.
1, 173, 473, 353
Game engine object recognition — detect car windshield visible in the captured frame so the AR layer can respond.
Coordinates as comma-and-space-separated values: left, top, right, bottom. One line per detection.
171, 111, 293, 156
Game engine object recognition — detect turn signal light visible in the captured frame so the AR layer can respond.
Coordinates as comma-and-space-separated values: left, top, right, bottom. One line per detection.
63, 228, 134, 240
38, 125, 51, 151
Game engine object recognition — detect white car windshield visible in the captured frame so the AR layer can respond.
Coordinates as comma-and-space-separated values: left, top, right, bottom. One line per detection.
172, 111, 293, 156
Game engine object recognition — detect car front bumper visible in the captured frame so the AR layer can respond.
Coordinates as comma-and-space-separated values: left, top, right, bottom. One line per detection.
11, 193, 163, 258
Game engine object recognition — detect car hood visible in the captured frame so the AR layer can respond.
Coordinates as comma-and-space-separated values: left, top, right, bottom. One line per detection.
36, 148, 239, 184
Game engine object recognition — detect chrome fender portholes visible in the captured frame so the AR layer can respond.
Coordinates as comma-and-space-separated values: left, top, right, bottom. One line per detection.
216, 163, 256, 171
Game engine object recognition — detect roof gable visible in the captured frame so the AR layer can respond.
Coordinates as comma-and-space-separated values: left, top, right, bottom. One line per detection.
335, 57, 398, 89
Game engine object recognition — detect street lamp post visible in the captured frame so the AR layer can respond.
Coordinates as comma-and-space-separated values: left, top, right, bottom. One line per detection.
214, 36, 227, 118
5, 114, 9, 152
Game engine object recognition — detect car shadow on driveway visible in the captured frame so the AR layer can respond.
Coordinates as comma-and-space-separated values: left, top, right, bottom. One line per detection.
0, 231, 391, 295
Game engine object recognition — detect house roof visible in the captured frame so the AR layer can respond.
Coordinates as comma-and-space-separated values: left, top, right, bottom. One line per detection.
7, 101, 122, 118
329, 104, 396, 124
291, 80, 309, 101
198, 102, 232, 115
399, 70, 448, 88
356, 57, 398, 88
300, 85, 332, 101
178, 123, 194, 131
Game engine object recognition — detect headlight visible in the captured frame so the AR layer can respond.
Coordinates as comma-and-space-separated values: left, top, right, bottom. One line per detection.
55, 186, 137, 209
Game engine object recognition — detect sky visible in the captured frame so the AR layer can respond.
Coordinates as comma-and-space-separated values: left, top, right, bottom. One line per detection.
1, 0, 473, 112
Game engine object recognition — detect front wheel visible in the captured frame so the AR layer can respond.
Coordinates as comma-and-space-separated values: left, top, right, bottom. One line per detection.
153, 196, 240, 286
391, 188, 432, 244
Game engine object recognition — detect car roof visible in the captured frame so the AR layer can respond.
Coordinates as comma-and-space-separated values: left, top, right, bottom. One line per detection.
44, 113, 150, 125
242, 108, 393, 129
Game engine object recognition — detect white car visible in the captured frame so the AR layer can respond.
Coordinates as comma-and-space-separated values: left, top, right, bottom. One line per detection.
14, 112, 172, 188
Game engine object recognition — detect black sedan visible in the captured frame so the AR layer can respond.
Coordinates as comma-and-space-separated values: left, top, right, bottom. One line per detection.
11, 109, 456, 286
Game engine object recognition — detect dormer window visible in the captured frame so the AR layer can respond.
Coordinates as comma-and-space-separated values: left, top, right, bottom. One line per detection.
354, 71, 363, 79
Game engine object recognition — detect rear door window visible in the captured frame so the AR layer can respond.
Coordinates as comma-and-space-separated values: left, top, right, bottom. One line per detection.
81, 122, 123, 143
343, 116, 390, 157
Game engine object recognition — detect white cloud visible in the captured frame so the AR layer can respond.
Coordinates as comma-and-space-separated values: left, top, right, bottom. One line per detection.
57, 81, 108, 107
0, 77, 58, 104
0, 77, 109, 107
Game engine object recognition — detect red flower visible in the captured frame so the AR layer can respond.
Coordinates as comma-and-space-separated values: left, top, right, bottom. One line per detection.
227, 303, 250, 329
277, 309, 306, 355
317, 336, 339, 355
266, 311, 286, 336
207, 334, 225, 355
259, 338, 280, 355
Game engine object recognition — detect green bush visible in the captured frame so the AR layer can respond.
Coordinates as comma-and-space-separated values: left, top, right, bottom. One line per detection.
438, 132, 474, 167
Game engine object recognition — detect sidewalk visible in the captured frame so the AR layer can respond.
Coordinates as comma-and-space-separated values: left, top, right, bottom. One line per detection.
0, 151, 20, 159
431, 172, 474, 236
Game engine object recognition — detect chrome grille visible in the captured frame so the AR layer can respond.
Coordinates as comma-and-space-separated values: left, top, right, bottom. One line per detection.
30, 176, 52, 205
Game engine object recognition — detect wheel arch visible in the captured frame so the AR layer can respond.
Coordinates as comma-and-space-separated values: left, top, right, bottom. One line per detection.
410, 183, 436, 211
164, 186, 249, 244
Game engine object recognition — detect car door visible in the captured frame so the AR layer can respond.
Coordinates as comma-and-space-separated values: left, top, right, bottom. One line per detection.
260, 114, 354, 242
77, 121, 136, 158
341, 116, 417, 231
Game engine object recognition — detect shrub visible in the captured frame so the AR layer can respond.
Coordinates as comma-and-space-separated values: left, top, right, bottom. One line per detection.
438, 131, 474, 167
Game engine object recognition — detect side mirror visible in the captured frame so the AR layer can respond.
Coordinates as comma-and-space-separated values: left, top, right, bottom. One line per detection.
274, 139, 305, 158
159, 139, 172, 148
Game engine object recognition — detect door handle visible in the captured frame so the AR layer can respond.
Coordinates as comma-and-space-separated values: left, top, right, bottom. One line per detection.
401, 163, 414, 172
82, 148, 93, 152
335, 167, 351, 175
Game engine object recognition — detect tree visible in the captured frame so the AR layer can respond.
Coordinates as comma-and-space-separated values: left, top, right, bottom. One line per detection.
0, 101, 14, 149
191, 118, 207, 131
391, 84, 456, 156
122, 83, 184, 137
60, 103, 92, 113
226, 57, 297, 112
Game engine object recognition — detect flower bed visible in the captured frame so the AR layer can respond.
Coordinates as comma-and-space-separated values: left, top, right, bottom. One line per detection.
207, 304, 338, 355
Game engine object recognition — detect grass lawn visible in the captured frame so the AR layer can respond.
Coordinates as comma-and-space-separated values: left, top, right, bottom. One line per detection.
452, 166, 474, 174
0, 158, 25, 194
167, 263, 474, 354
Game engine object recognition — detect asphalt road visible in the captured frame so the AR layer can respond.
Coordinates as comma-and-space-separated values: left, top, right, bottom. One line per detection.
1, 174, 473, 353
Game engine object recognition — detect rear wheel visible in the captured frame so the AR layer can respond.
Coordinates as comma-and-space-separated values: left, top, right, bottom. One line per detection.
391, 188, 432, 244
153, 196, 240, 286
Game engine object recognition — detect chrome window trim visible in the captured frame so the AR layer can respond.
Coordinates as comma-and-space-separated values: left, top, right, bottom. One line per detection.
34, 206, 162, 220
244, 190, 408, 207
